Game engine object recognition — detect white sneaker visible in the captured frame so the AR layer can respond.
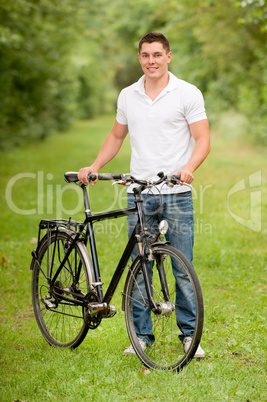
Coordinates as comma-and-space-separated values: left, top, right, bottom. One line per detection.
183, 337, 205, 358
123, 338, 147, 355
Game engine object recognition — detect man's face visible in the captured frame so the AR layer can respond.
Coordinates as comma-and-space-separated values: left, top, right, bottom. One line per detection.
138, 42, 172, 80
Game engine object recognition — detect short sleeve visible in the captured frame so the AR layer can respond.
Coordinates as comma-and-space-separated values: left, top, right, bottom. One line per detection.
184, 86, 207, 125
116, 90, 128, 125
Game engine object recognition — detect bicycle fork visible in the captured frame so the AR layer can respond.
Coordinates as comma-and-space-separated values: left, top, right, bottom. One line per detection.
134, 190, 174, 318
137, 245, 175, 317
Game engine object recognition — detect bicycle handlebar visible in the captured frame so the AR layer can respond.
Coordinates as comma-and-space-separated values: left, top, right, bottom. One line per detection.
64, 171, 181, 187
91, 173, 124, 181
64, 172, 124, 183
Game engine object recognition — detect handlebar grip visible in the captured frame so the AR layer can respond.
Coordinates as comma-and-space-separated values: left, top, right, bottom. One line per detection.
173, 174, 181, 181
87, 173, 123, 182
97, 173, 123, 181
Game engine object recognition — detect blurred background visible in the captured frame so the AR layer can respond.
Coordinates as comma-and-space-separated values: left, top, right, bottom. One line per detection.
1, 0, 267, 151
1, 3, 266, 400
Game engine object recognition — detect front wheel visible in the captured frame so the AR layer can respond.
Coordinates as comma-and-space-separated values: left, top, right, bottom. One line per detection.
32, 228, 95, 348
124, 245, 204, 371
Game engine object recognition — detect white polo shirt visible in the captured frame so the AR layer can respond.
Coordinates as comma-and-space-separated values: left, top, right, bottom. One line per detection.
116, 72, 207, 193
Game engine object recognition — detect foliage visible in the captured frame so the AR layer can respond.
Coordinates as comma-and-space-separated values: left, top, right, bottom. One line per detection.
235, 0, 267, 144
0, 0, 78, 148
237, 0, 267, 32
0, 0, 116, 150
1, 0, 267, 149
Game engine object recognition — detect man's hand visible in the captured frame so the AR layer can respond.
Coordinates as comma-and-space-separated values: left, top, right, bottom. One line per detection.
176, 169, 194, 184
78, 166, 98, 185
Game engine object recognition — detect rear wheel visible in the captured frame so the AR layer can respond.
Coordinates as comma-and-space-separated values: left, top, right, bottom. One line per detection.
32, 229, 95, 348
124, 244, 204, 370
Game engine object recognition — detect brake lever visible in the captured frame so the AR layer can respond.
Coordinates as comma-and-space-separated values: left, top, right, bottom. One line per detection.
166, 175, 192, 189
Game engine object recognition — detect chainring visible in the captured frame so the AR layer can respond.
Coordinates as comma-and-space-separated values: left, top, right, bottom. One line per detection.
83, 291, 102, 329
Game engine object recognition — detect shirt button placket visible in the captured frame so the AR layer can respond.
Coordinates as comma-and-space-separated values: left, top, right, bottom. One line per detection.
148, 102, 156, 118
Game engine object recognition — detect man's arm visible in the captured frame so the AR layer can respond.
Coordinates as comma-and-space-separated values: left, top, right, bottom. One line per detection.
78, 120, 128, 185
177, 119, 210, 184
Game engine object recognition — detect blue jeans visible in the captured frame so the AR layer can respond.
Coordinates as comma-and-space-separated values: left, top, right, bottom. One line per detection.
127, 191, 195, 344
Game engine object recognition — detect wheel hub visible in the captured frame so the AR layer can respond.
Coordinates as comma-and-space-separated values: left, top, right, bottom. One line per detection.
155, 301, 175, 317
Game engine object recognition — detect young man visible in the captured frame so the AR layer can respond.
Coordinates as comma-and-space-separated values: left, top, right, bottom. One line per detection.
78, 32, 210, 358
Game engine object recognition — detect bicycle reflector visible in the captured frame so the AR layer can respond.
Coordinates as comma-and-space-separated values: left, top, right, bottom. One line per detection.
158, 220, 168, 235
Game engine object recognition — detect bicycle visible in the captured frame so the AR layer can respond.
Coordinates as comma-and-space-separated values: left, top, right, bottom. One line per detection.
31, 171, 204, 371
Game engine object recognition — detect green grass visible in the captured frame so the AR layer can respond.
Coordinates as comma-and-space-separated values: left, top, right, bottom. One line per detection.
0, 115, 266, 401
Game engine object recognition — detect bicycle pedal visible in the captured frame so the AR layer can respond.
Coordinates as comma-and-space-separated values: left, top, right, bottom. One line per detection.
87, 302, 107, 315
102, 305, 117, 318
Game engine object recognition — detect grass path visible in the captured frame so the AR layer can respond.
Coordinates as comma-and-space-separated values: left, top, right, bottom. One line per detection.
0, 116, 266, 401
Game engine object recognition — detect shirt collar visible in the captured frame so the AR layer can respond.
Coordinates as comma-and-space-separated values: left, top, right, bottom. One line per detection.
135, 72, 179, 94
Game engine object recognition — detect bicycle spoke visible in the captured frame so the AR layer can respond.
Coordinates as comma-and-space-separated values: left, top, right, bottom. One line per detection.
32, 230, 94, 348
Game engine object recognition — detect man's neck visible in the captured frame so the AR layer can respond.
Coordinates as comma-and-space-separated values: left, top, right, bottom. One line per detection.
144, 72, 170, 101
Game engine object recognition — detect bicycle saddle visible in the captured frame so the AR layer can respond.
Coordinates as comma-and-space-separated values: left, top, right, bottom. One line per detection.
64, 172, 79, 183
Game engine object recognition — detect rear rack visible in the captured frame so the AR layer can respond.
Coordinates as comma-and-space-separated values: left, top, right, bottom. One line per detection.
32, 218, 85, 264
39, 218, 83, 231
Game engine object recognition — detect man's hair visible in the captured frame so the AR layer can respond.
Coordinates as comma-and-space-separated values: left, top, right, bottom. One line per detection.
138, 32, 170, 53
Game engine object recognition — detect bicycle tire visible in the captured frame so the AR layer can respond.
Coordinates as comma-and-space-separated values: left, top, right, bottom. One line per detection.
32, 228, 95, 348
124, 244, 204, 371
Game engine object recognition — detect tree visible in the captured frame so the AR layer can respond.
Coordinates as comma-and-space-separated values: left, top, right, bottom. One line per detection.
1, 0, 267, 149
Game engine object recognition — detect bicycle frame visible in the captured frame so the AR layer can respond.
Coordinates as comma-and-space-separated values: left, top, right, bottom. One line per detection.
44, 183, 161, 313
